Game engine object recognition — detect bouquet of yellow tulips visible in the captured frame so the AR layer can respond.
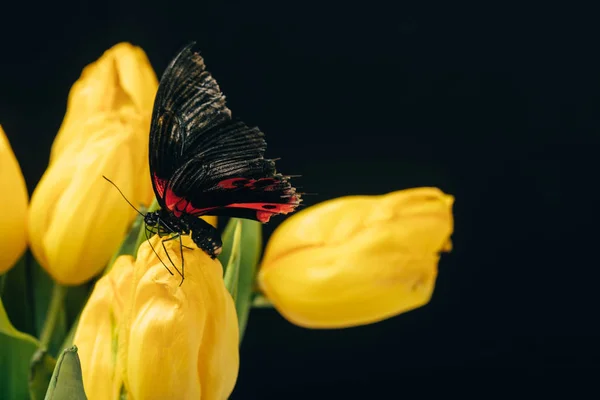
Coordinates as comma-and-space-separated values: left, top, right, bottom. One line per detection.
0, 43, 455, 400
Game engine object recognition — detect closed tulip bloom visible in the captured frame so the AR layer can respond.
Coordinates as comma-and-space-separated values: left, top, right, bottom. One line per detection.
73, 255, 134, 400
119, 235, 239, 400
27, 43, 158, 285
0, 125, 28, 274
258, 187, 455, 329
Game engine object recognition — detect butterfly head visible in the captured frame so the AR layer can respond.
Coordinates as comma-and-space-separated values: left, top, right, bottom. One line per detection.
144, 211, 161, 228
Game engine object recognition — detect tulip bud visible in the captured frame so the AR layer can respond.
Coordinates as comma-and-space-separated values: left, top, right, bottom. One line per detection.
0, 125, 28, 274
258, 187, 454, 329
73, 255, 134, 400
119, 235, 239, 399
27, 43, 158, 285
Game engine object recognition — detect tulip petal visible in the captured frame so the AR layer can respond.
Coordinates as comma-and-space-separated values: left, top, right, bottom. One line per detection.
111, 43, 159, 114
258, 187, 454, 328
0, 125, 28, 274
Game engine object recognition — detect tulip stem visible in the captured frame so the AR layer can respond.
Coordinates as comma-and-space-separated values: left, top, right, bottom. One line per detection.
39, 282, 67, 350
0, 273, 5, 297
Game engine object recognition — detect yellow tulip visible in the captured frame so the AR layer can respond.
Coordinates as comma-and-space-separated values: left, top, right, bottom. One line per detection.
28, 43, 158, 285
73, 255, 134, 400
258, 187, 455, 329
75, 235, 239, 400
0, 125, 28, 274
119, 235, 239, 400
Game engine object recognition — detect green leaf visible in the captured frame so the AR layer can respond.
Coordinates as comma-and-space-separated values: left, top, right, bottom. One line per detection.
222, 220, 242, 303
1, 253, 35, 336
29, 349, 57, 400
218, 218, 263, 341
44, 345, 87, 400
0, 298, 41, 399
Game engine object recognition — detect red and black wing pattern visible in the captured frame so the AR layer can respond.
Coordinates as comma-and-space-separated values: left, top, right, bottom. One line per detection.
149, 42, 301, 223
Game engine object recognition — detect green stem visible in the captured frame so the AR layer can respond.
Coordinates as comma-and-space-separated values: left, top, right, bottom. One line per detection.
39, 282, 67, 350
0, 273, 6, 297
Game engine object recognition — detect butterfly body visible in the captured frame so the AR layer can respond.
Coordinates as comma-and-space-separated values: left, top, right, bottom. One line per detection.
146, 42, 301, 275
144, 209, 222, 258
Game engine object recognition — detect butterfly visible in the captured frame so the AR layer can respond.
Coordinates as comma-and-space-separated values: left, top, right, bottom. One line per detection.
108, 42, 301, 284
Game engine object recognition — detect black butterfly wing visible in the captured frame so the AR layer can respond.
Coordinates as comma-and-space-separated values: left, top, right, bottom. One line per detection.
149, 42, 231, 207
149, 43, 301, 222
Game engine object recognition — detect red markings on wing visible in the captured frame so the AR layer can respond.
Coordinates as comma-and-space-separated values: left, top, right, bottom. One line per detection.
224, 199, 299, 222
216, 177, 300, 221
223, 202, 297, 213
153, 174, 167, 198
217, 178, 246, 189
153, 174, 300, 222
216, 177, 280, 191
256, 211, 274, 223
153, 174, 217, 217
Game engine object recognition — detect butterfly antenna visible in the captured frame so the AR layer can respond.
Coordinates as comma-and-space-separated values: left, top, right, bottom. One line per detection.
102, 175, 146, 218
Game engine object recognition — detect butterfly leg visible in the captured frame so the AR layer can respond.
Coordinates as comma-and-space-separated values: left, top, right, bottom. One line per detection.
160, 234, 184, 282
187, 217, 223, 259
145, 225, 174, 276
179, 235, 185, 286
156, 220, 194, 251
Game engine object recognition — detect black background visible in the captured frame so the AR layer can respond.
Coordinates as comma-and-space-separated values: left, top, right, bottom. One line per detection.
1, 2, 597, 398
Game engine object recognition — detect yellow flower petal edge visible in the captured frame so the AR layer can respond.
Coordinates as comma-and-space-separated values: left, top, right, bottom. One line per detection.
74, 255, 134, 400
258, 187, 454, 329
119, 235, 239, 399
0, 125, 28, 274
